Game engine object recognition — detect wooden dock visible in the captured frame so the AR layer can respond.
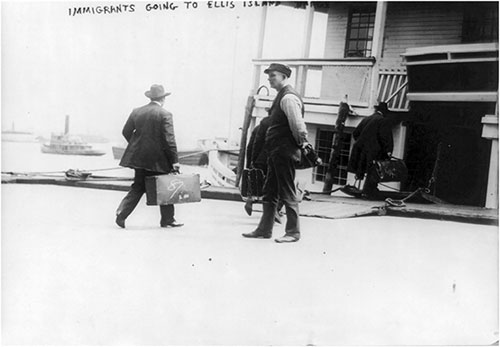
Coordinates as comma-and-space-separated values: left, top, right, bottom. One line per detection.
2, 174, 498, 225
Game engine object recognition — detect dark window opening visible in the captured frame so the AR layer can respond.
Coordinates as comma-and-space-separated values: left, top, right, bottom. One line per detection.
314, 128, 352, 185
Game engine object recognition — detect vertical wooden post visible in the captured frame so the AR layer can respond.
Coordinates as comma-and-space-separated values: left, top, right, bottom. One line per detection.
485, 139, 498, 208
301, 3, 314, 58
368, 1, 387, 109
295, 3, 315, 96
251, 6, 268, 94
295, 66, 307, 96
483, 101, 499, 209
236, 7, 268, 188
322, 95, 351, 193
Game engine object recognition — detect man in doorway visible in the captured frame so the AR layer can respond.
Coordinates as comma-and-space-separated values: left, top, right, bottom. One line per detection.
242, 63, 308, 243
347, 101, 394, 198
115, 84, 183, 229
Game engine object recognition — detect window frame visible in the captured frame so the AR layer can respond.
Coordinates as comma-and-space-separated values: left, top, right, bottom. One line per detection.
314, 127, 353, 186
344, 4, 377, 58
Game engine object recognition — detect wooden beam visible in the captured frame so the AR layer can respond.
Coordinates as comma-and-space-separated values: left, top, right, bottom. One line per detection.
254, 96, 370, 108
407, 92, 498, 102
295, 65, 307, 96
368, 1, 388, 109
404, 58, 498, 66
485, 139, 499, 209
251, 6, 268, 94
402, 42, 499, 57
301, 3, 315, 58
253, 58, 375, 66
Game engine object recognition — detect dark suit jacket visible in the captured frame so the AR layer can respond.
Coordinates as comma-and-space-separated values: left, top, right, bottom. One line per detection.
347, 112, 393, 178
246, 124, 259, 169
245, 117, 272, 171
119, 102, 178, 173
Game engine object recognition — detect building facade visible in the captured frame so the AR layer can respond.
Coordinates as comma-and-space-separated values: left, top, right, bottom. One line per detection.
246, 1, 498, 208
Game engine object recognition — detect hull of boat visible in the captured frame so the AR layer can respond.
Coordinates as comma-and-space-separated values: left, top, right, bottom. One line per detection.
41, 144, 106, 156
112, 146, 208, 166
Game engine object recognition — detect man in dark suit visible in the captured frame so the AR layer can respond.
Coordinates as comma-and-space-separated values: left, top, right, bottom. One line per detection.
242, 63, 308, 243
244, 115, 284, 222
115, 84, 183, 229
347, 102, 394, 198
243, 115, 270, 215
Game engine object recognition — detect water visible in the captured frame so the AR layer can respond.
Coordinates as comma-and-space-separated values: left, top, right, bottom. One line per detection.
1, 141, 210, 181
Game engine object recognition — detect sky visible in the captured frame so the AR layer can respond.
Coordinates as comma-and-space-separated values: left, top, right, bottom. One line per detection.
1, 1, 325, 149
1, 1, 261, 148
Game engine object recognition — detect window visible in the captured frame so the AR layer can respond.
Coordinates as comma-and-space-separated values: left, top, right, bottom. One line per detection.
462, 3, 498, 43
314, 128, 352, 185
345, 6, 376, 58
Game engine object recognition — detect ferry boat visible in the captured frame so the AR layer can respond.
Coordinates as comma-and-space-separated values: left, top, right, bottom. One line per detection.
41, 133, 106, 156
40, 115, 106, 156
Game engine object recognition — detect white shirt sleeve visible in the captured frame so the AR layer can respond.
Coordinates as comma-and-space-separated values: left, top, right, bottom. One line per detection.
280, 94, 308, 146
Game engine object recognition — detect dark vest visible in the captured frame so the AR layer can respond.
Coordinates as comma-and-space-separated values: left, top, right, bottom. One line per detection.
265, 85, 304, 147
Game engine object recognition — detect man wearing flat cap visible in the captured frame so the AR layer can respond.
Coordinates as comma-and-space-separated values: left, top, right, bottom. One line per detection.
242, 63, 308, 243
115, 84, 183, 229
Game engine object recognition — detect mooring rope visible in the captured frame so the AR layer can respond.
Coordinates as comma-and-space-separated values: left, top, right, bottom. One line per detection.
1, 149, 212, 178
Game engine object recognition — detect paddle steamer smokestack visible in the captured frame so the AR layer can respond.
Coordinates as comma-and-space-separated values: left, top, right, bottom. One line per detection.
64, 115, 69, 135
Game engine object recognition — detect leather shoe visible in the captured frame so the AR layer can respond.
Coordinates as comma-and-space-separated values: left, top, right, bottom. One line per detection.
115, 216, 125, 229
161, 221, 184, 228
275, 235, 300, 243
242, 230, 271, 239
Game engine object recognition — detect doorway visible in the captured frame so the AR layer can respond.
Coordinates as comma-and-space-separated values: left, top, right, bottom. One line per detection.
403, 102, 494, 206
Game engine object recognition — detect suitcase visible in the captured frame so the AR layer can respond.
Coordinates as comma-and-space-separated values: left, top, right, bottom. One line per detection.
145, 174, 201, 205
374, 158, 408, 183
240, 168, 265, 198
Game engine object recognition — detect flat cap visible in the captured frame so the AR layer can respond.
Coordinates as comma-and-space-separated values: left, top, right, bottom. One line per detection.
264, 63, 291, 78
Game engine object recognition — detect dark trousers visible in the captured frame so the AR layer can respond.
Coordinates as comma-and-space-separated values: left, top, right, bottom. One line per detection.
256, 152, 300, 237
362, 163, 380, 196
116, 169, 175, 225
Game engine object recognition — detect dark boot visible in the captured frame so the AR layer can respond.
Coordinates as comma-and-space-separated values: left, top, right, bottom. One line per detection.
115, 195, 138, 229
115, 216, 126, 229
160, 204, 176, 226
274, 200, 284, 224
362, 165, 380, 198
242, 230, 272, 239
242, 201, 276, 239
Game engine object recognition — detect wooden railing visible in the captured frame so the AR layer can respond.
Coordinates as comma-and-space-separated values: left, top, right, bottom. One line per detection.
378, 69, 409, 111
253, 58, 410, 111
